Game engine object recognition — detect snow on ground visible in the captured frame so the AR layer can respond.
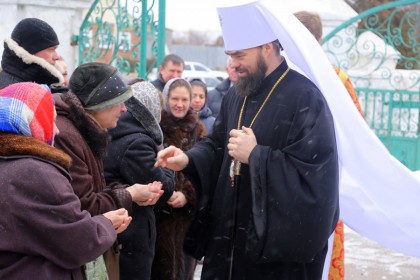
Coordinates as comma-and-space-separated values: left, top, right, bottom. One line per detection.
345, 226, 420, 279
193, 226, 420, 279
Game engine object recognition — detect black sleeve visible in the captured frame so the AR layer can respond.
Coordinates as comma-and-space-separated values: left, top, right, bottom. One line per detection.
246, 89, 340, 263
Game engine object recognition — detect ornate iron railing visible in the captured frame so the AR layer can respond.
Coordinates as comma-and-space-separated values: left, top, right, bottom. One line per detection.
323, 0, 420, 169
73, 0, 166, 78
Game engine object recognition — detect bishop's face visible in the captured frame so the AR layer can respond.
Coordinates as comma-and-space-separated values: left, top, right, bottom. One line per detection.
227, 47, 267, 97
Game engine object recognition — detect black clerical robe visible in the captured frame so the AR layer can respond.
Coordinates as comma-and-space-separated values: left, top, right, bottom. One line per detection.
185, 61, 339, 280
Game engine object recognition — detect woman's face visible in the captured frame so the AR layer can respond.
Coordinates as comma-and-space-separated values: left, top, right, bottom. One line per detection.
191, 85, 206, 112
168, 86, 191, 119
89, 102, 127, 129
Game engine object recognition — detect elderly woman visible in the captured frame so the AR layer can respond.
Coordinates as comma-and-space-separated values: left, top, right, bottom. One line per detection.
0, 82, 131, 279
53, 62, 162, 279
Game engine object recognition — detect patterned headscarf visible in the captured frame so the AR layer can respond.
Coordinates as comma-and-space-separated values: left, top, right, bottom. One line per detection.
131, 81, 162, 123
0, 82, 55, 144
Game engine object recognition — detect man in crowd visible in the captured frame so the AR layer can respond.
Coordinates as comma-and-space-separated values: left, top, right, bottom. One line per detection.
0, 18, 64, 89
151, 53, 184, 92
207, 57, 238, 118
154, 1, 339, 279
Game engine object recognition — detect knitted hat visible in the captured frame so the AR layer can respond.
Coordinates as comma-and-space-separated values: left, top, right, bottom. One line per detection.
69, 62, 133, 111
162, 77, 192, 113
130, 81, 162, 123
0, 82, 55, 144
11, 18, 59, 54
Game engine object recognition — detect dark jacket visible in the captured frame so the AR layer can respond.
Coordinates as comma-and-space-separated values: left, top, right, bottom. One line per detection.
151, 78, 165, 93
194, 104, 215, 135
0, 38, 63, 89
104, 97, 175, 280
151, 110, 206, 280
207, 78, 232, 118
0, 133, 116, 280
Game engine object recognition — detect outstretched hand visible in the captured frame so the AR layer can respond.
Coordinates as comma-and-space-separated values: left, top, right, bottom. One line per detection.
154, 145, 189, 171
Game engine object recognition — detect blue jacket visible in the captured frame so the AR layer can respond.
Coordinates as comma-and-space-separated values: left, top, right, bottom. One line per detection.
194, 105, 216, 135
207, 78, 232, 118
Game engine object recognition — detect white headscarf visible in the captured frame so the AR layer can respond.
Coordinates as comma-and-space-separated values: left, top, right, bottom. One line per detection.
162, 77, 192, 115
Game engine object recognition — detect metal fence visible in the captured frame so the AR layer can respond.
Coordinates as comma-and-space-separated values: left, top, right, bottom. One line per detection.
322, 0, 420, 169
73, 0, 166, 78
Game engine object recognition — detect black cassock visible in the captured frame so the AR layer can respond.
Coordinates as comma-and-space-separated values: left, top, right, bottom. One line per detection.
185, 61, 339, 280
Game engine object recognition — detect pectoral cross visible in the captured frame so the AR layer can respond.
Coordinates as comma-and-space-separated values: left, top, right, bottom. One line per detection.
229, 160, 241, 187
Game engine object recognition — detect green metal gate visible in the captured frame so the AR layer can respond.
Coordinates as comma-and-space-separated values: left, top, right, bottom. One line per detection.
72, 0, 166, 79
322, 0, 420, 170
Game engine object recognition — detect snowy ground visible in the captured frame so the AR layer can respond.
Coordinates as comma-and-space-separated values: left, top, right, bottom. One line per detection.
193, 226, 420, 279
345, 226, 420, 279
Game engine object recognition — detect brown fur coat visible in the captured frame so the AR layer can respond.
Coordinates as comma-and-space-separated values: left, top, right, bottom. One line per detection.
151, 110, 206, 280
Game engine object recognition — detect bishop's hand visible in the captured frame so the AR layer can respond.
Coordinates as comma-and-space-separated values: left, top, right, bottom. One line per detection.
227, 126, 257, 164
154, 145, 189, 171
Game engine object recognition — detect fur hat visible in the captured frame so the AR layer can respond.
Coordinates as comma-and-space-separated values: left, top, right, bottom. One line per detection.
0, 82, 55, 144
69, 62, 133, 111
11, 18, 59, 54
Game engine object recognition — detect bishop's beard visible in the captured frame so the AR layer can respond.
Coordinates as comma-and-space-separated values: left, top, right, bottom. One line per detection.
235, 55, 267, 97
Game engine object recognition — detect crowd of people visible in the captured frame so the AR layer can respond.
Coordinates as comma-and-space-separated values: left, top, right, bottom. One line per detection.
2, 1, 412, 280
0, 15, 229, 280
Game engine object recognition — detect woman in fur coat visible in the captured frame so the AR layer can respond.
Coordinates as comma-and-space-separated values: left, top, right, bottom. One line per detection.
0, 82, 131, 279
151, 78, 206, 280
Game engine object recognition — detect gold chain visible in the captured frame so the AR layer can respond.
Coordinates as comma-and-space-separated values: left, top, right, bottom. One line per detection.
230, 67, 290, 187
237, 67, 290, 130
